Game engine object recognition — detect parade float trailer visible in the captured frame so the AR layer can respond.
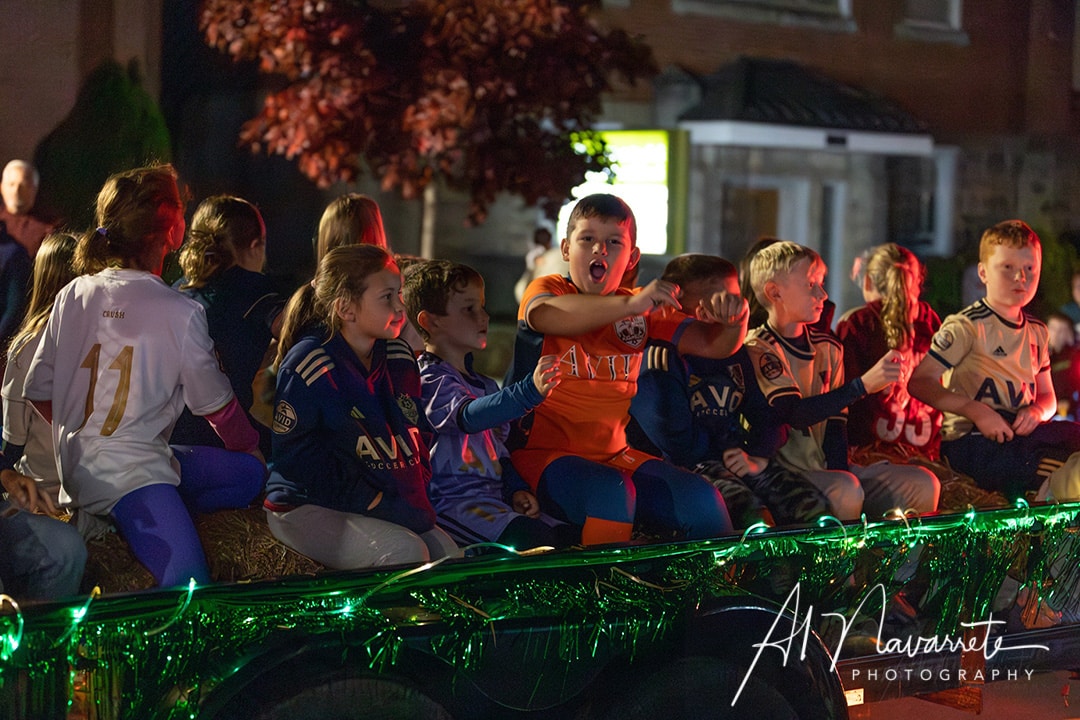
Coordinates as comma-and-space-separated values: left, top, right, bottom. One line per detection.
3, 501, 1080, 719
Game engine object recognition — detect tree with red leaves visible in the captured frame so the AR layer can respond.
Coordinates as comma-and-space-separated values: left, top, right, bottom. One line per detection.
200, 0, 656, 223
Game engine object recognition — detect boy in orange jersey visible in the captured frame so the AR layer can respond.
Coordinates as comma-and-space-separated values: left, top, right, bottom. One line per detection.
505, 194, 746, 544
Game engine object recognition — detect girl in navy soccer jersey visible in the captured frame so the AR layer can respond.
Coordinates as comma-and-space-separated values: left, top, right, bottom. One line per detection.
265, 245, 457, 569
24, 165, 266, 588
313, 193, 424, 380
171, 195, 283, 455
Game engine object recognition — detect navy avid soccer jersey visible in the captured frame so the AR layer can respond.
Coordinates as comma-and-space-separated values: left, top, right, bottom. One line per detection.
171, 265, 284, 448
266, 333, 436, 534
927, 300, 1050, 442
631, 341, 784, 467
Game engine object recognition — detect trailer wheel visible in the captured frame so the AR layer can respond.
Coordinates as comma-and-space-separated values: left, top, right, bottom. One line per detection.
598, 656, 798, 720
246, 675, 453, 720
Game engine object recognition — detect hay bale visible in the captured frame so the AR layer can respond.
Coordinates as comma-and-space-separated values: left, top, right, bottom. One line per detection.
81, 530, 155, 595
82, 507, 323, 595
937, 476, 1010, 512
196, 506, 323, 581
848, 442, 1010, 513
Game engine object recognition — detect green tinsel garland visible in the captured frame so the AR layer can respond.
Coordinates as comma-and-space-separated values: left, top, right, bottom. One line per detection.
1, 503, 1079, 719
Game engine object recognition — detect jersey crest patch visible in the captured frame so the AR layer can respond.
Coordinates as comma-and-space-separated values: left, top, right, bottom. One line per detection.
933, 328, 954, 351
614, 316, 647, 348
396, 393, 420, 425
759, 352, 784, 381
273, 401, 297, 434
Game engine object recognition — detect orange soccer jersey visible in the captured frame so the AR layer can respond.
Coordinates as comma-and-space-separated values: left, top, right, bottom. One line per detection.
508, 274, 691, 489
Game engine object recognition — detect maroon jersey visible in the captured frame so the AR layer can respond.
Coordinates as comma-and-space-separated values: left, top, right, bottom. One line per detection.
836, 300, 942, 460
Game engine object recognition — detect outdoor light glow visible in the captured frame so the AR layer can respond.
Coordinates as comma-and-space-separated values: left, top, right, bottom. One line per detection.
561, 130, 673, 255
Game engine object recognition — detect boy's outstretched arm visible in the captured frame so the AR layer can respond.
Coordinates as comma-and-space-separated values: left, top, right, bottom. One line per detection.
525, 279, 681, 336
456, 357, 560, 434
675, 291, 749, 359
909, 355, 1016, 443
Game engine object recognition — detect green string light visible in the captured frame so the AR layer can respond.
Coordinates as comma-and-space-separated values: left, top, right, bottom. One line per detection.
0, 594, 23, 662
1, 503, 1078, 719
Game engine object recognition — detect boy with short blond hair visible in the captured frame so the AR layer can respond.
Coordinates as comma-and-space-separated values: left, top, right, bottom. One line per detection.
910, 220, 1080, 500
745, 241, 939, 520
402, 259, 578, 550
506, 193, 745, 544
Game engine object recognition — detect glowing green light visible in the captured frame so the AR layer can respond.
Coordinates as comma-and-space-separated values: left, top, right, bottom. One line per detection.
3, 502, 1079, 719
144, 578, 197, 637
0, 593, 24, 662
740, 522, 770, 543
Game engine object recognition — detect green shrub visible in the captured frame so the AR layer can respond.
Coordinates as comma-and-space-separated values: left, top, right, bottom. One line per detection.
33, 59, 172, 229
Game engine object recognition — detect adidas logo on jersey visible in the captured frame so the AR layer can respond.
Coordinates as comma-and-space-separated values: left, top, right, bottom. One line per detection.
992, 346, 1007, 357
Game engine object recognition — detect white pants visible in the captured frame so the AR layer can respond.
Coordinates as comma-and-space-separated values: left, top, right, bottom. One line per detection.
804, 461, 940, 521
266, 504, 460, 570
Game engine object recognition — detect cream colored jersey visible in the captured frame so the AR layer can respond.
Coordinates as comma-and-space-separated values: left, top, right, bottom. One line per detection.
744, 323, 845, 473
926, 300, 1049, 442
25, 269, 235, 514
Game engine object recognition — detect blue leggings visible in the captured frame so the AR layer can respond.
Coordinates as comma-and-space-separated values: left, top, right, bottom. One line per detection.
110, 447, 265, 588
538, 456, 732, 540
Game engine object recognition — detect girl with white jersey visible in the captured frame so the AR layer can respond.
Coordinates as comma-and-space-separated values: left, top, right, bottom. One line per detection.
25, 164, 266, 588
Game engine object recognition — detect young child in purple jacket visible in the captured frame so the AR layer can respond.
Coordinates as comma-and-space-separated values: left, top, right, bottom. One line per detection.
403, 259, 577, 550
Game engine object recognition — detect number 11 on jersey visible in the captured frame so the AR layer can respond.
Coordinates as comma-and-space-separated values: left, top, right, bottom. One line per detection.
80, 344, 133, 436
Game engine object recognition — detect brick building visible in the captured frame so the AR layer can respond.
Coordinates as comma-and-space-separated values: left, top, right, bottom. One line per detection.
592, 0, 1080, 312
2, 1, 1079, 318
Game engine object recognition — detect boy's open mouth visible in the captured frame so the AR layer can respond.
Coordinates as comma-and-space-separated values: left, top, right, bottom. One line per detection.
589, 260, 607, 282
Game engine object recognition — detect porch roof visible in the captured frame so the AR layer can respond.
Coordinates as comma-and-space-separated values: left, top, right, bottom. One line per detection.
677, 57, 933, 154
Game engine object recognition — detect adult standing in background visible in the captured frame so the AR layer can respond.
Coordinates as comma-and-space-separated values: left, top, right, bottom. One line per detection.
1, 160, 54, 259
514, 225, 564, 303
0, 220, 31, 354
